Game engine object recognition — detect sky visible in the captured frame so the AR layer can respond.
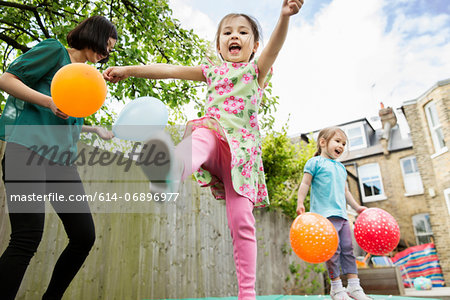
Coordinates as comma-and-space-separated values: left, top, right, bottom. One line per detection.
168, 0, 450, 135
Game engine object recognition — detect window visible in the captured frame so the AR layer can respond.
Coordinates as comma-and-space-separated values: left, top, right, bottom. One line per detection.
400, 156, 424, 195
445, 188, 450, 215
343, 123, 367, 151
424, 101, 446, 154
358, 163, 386, 202
412, 213, 433, 245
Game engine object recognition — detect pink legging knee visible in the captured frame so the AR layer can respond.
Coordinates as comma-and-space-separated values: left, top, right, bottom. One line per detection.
175, 128, 257, 300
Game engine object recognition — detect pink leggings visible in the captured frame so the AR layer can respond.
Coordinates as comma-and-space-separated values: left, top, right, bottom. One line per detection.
175, 128, 257, 300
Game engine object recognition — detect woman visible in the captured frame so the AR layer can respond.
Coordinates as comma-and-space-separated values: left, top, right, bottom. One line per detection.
0, 16, 117, 300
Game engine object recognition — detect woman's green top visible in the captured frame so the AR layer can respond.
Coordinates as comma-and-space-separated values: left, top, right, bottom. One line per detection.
0, 39, 84, 165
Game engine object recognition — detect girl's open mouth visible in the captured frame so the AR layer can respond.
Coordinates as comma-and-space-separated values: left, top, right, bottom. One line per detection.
229, 44, 241, 54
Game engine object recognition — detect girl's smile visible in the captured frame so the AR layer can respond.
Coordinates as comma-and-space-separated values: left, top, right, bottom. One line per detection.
321, 131, 347, 160
217, 16, 259, 63
229, 42, 241, 55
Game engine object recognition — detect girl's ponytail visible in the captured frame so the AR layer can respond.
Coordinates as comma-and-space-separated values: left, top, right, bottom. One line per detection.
314, 147, 321, 157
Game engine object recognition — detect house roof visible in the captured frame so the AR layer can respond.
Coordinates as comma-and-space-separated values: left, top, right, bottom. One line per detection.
290, 117, 375, 143
336, 117, 375, 132
292, 117, 413, 162
403, 78, 450, 106
341, 124, 413, 162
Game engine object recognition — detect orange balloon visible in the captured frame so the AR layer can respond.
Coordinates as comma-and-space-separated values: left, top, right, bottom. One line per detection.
51, 63, 107, 117
290, 212, 339, 264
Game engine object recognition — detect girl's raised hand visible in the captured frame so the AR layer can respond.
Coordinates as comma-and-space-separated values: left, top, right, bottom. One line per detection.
282, 0, 304, 16
103, 66, 129, 83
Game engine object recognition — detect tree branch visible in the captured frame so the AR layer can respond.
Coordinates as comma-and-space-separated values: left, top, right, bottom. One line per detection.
2, 44, 12, 71
287, 179, 302, 203
0, 20, 40, 41
0, 1, 50, 38
76, 2, 90, 16
121, 0, 141, 14
33, 11, 50, 38
40, 4, 70, 18
0, 33, 30, 52
155, 42, 171, 63
0, 0, 70, 17
0, 0, 36, 11
108, 0, 114, 19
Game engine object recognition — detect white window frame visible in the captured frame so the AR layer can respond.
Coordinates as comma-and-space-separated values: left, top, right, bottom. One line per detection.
412, 213, 434, 245
342, 123, 367, 151
399, 156, 424, 196
358, 163, 386, 202
424, 101, 447, 156
445, 188, 450, 216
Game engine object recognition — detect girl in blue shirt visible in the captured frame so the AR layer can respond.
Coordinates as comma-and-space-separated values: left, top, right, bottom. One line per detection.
296, 127, 372, 300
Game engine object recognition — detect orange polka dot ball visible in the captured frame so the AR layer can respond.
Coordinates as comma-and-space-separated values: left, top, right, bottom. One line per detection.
290, 212, 339, 264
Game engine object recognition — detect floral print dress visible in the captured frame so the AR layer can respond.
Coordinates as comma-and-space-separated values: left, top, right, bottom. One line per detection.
183, 57, 272, 208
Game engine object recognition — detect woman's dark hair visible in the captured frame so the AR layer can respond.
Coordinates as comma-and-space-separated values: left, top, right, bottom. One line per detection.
67, 16, 117, 63
215, 13, 262, 62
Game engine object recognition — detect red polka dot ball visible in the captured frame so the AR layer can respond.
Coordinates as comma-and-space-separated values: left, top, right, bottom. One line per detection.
354, 208, 400, 255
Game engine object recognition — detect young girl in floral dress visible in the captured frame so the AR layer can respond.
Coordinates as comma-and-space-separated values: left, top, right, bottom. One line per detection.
103, 1, 304, 298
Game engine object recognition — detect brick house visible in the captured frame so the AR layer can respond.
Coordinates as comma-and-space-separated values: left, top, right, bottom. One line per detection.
294, 79, 449, 283
338, 112, 430, 249
401, 78, 450, 283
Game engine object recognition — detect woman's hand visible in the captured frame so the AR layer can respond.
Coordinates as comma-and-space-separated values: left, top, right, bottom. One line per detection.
48, 98, 69, 119
103, 66, 129, 83
94, 127, 115, 140
81, 126, 115, 140
282, 0, 304, 17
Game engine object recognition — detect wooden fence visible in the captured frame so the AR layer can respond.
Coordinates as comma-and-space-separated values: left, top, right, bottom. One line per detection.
0, 142, 324, 299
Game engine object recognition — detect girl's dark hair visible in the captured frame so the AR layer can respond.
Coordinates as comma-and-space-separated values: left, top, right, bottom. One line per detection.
215, 13, 262, 61
314, 127, 347, 156
67, 16, 118, 63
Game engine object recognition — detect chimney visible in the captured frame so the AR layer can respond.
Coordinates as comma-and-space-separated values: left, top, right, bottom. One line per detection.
379, 102, 397, 155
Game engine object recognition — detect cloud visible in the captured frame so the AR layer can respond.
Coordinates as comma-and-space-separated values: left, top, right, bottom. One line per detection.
169, 0, 216, 40
168, 0, 450, 135
272, 0, 450, 134
273, 0, 389, 133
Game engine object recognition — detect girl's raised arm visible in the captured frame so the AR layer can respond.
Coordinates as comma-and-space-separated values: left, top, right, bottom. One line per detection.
103, 64, 206, 83
257, 0, 303, 87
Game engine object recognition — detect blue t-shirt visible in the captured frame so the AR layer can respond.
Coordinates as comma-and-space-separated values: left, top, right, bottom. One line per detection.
304, 156, 348, 219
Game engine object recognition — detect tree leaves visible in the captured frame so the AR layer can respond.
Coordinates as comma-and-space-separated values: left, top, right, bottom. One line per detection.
262, 124, 316, 219
0, 0, 279, 130
0, 0, 207, 124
